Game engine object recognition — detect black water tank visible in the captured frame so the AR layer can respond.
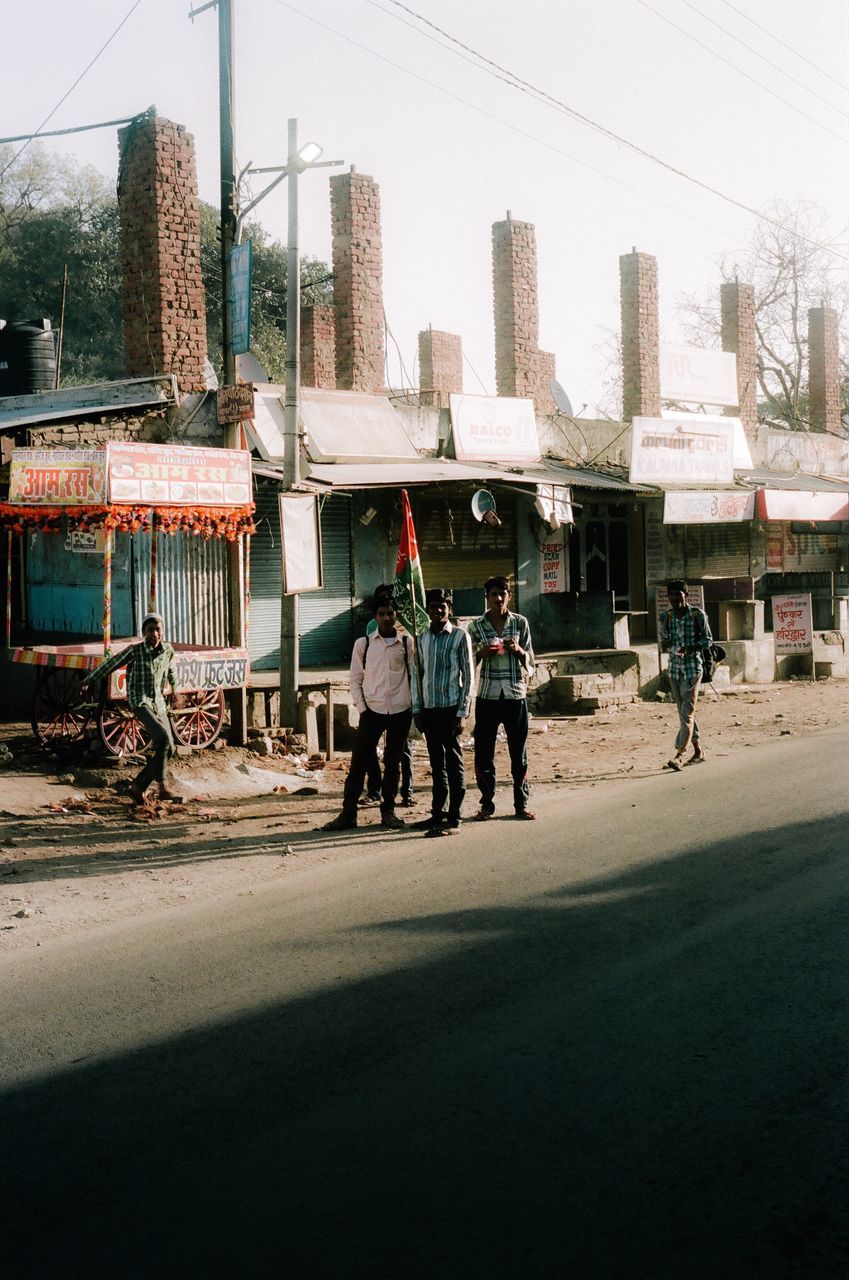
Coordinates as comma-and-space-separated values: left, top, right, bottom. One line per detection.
0, 319, 57, 395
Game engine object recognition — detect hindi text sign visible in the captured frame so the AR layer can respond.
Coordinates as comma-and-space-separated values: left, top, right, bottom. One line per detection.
106, 443, 252, 507
630, 416, 735, 485
539, 530, 567, 593
772, 593, 813, 655
9, 448, 107, 506
217, 382, 255, 425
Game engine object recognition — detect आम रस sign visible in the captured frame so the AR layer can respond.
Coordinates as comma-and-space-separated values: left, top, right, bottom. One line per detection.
663, 489, 755, 524
771, 593, 813, 654
9, 448, 107, 506
106, 443, 252, 507
630, 416, 735, 485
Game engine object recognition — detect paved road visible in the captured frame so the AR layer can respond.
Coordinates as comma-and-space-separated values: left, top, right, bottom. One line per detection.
1, 728, 847, 1278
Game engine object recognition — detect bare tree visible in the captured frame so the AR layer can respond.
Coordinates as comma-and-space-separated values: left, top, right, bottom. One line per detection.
679, 200, 848, 429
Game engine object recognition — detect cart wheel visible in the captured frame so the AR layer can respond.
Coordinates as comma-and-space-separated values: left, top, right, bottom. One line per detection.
32, 668, 91, 746
170, 689, 225, 749
98, 702, 151, 758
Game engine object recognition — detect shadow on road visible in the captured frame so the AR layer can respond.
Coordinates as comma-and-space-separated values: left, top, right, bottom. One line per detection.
1, 812, 847, 1278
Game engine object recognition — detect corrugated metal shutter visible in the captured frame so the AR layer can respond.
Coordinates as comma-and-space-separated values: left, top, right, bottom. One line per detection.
26, 526, 133, 638
132, 531, 229, 645
676, 523, 752, 579
765, 523, 839, 572
249, 486, 353, 670
412, 492, 516, 616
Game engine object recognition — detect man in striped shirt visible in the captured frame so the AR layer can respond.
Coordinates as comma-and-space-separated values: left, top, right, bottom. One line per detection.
660, 579, 712, 771
411, 587, 474, 836
79, 612, 183, 805
468, 575, 536, 820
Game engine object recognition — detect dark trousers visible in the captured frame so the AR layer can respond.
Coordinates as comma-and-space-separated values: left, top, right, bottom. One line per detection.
419, 708, 465, 820
473, 696, 530, 811
134, 703, 176, 792
342, 708, 412, 819
365, 737, 413, 798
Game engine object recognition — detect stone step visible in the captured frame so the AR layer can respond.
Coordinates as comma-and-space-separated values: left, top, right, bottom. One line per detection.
546, 673, 614, 706
579, 692, 637, 710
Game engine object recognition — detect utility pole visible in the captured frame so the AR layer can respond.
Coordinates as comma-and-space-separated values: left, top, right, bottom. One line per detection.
278, 119, 301, 733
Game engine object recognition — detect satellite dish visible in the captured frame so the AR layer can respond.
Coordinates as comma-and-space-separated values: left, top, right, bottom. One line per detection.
549, 378, 575, 418
471, 489, 501, 527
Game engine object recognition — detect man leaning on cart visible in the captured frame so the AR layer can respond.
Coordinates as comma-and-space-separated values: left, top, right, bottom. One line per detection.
79, 612, 184, 805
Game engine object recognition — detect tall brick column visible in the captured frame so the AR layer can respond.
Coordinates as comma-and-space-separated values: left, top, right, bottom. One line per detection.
330, 168, 385, 393
619, 249, 660, 421
808, 306, 842, 435
117, 115, 207, 394
301, 305, 336, 389
418, 328, 462, 408
721, 281, 758, 431
491, 213, 556, 414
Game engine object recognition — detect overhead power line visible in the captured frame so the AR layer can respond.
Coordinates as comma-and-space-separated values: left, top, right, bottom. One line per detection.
717, 0, 849, 95
368, 0, 849, 262
676, 0, 849, 118
0, 0, 145, 181
635, 0, 848, 145
0, 113, 149, 146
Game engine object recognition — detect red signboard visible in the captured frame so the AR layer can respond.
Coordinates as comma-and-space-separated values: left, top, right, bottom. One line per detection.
106, 443, 252, 507
9, 448, 107, 506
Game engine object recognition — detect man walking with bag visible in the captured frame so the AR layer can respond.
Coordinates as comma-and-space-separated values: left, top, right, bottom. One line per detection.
660, 579, 713, 771
411, 587, 474, 837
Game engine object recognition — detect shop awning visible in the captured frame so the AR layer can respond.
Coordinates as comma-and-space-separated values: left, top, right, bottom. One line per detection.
292, 458, 655, 494
738, 469, 849, 521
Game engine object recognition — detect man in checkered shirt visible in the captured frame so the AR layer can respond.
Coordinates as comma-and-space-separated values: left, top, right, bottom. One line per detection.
660, 579, 713, 771
80, 612, 183, 804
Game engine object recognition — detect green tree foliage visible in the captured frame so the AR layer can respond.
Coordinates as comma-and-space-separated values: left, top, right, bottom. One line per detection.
0, 147, 333, 388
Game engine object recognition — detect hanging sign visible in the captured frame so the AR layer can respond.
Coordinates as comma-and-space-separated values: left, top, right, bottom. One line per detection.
539, 529, 567, 593
663, 489, 755, 524
772, 593, 813, 654
228, 240, 253, 356
9, 448, 107, 505
217, 382, 255, 424
660, 344, 738, 407
106, 443, 252, 506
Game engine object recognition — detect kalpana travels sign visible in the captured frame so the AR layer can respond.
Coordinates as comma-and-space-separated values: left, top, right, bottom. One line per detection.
630, 416, 735, 485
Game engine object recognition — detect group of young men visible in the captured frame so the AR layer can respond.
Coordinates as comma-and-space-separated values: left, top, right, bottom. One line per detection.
323, 574, 536, 836
78, 577, 712, 818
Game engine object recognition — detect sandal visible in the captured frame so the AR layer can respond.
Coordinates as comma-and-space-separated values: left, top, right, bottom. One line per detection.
685, 750, 706, 765
514, 809, 536, 820
664, 758, 683, 772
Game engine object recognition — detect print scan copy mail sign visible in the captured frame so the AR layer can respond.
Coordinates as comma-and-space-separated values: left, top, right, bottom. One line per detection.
772, 593, 813, 655
630, 416, 735, 485
539, 529, 567, 593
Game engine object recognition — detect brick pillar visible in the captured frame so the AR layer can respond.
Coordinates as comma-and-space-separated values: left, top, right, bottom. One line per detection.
418, 328, 462, 408
117, 115, 207, 394
619, 249, 660, 421
330, 167, 385, 393
808, 306, 841, 435
301, 305, 336, 389
491, 213, 556, 413
720, 281, 758, 431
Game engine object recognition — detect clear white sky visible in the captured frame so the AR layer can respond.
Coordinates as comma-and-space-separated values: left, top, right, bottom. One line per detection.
3, 0, 847, 411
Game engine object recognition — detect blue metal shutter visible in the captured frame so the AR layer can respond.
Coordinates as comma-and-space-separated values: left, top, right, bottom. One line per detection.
248, 486, 353, 670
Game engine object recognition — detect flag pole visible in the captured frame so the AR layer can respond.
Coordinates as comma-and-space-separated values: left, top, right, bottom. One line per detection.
400, 489, 424, 708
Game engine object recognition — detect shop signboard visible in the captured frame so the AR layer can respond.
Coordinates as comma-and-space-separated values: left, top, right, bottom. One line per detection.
630, 416, 735, 485
106, 443, 252, 506
9, 448, 107, 506
539, 529, 567, 593
449, 394, 540, 462
217, 382, 255, 424
772, 593, 813, 654
663, 489, 755, 524
660, 343, 738, 406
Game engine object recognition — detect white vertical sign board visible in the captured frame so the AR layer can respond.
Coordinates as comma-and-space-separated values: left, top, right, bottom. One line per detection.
279, 493, 323, 594
772, 594, 813, 654
539, 530, 567, 593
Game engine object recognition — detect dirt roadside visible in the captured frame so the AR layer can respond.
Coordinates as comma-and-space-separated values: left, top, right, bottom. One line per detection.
2, 679, 848, 952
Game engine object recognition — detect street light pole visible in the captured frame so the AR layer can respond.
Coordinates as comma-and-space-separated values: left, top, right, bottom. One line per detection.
278, 118, 301, 732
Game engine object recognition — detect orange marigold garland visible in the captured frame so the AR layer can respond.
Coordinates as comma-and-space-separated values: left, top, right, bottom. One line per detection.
0, 503, 256, 539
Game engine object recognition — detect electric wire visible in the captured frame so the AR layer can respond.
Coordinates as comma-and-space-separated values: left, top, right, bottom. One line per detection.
675, 0, 849, 117
0, 0, 146, 181
717, 0, 849, 95
366, 0, 849, 261
274, 0, 762, 255
0, 114, 144, 146
635, 0, 848, 144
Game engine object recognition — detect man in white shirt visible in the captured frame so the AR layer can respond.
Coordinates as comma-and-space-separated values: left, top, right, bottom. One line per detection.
323, 591, 413, 831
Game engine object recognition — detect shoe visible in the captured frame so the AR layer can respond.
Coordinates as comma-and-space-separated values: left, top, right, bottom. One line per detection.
424, 825, 450, 838
513, 809, 536, 820
445, 816, 461, 829
664, 757, 683, 772
322, 814, 358, 831
413, 815, 445, 830
685, 749, 706, 765
474, 802, 496, 821
158, 789, 185, 804
381, 811, 405, 829
128, 783, 148, 805
400, 794, 414, 807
